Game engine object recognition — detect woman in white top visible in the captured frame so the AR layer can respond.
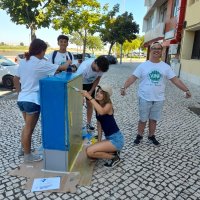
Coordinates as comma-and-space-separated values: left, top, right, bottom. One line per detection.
13, 38, 71, 163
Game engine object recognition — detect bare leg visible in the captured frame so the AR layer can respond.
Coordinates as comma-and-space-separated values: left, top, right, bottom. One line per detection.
148, 119, 157, 136
21, 112, 39, 154
138, 120, 147, 135
86, 99, 93, 124
86, 140, 117, 159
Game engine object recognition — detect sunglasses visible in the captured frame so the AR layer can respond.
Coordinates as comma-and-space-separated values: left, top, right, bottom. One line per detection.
151, 47, 163, 50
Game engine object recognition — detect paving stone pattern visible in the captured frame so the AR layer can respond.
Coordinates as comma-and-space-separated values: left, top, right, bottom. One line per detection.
0, 62, 200, 200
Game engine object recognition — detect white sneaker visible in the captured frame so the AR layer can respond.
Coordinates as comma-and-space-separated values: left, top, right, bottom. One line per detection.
24, 153, 43, 163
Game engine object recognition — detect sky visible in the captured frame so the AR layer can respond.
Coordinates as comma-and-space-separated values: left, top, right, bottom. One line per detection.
0, 0, 146, 48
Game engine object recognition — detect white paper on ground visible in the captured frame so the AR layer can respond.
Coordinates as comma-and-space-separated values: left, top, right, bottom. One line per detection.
31, 177, 60, 192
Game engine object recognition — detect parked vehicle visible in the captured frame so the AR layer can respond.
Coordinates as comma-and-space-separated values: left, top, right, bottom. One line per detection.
72, 53, 96, 66
72, 53, 83, 67
15, 53, 25, 63
102, 55, 118, 64
0, 55, 19, 89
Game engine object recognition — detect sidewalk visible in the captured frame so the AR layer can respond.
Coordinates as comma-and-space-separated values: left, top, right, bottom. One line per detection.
0, 62, 200, 200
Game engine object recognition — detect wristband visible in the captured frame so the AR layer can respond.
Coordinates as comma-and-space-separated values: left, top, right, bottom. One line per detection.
89, 98, 93, 101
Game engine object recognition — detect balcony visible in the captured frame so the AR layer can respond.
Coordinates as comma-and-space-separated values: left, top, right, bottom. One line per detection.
144, 22, 165, 43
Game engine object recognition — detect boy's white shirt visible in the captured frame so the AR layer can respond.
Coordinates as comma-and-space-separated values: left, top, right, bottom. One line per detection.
76, 59, 103, 84
46, 51, 75, 65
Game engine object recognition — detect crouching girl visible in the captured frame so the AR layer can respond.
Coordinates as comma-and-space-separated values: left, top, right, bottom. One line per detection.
81, 84, 124, 168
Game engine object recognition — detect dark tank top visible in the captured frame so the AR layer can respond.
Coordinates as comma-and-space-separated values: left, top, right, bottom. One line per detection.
96, 113, 119, 136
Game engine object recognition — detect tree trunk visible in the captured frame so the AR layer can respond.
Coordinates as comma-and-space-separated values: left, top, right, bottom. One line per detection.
108, 42, 115, 55
120, 43, 123, 64
31, 28, 36, 41
82, 29, 87, 61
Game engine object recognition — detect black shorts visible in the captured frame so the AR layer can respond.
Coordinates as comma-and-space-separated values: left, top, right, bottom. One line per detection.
83, 83, 95, 99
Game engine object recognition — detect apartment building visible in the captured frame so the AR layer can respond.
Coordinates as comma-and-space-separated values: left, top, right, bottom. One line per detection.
180, 0, 200, 85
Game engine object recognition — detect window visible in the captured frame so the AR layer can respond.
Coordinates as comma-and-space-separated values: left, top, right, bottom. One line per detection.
172, 0, 180, 17
191, 30, 200, 59
159, 2, 167, 22
147, 15, 153, 31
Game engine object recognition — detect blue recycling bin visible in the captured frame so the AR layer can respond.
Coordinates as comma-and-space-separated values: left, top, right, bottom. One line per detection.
40, 72, 83, 172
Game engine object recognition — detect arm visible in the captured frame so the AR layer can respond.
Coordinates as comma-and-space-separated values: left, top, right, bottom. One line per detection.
97, 120, 102, 142
121, 75, 138, 96
80, 90, 112, 115
89, 76, 101, 95
170, 77, 191, 98
13, 76, 21, 93
55, 60, 72, 73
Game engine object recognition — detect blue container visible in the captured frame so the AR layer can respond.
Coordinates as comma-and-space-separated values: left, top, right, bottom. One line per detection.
40, 72, 83, 171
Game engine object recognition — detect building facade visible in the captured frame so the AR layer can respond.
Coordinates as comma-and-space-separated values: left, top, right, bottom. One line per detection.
180, 0, 200, 85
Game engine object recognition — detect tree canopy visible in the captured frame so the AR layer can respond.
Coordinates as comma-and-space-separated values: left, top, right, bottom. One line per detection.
0, 0, 69, 41
52, 0, 105, 58
100, 5, 139, 54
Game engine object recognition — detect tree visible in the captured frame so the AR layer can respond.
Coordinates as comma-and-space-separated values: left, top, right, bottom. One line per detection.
87, 35, 103, 54
20, 42, 24, 46
100, 6, 139, 55
0, 0, 69, 41
70, 32, 83, 52
52, 0, 105, 59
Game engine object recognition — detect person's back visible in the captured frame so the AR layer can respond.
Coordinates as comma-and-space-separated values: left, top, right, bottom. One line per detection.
19, 57, 49, 92
76, 58, 95, 77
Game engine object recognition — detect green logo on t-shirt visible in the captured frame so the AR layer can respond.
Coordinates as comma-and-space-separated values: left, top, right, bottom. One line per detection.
149, 70, 162, 84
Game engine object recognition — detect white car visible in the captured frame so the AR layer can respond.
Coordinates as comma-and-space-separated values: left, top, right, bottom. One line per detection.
14, 53, 25, 64
0, 55, 19, 89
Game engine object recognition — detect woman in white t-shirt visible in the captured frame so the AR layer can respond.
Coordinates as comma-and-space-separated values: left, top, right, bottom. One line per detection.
13, 38, 71, 163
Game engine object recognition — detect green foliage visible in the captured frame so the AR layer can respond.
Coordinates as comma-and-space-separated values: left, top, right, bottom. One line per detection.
122, 35, 144, 54
52, 0, 102, 35
100, 5, 139, 54
87, 35, 103, 53
70, 32, 83, 47
0, 0, 69, 40
51, 0, 105, 57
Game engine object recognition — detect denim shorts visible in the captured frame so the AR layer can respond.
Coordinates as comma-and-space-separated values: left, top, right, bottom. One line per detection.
138, 97, 164, 122
106, 131, 124, 151
17, 101, 40, 114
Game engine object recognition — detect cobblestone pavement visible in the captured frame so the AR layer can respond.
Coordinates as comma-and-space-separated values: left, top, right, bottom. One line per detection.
0, 62, 200, 200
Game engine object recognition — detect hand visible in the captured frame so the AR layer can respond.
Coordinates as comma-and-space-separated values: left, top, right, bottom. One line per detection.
80, 90, 92, 100
120, 87, 126, 96
66, 60, 72, 66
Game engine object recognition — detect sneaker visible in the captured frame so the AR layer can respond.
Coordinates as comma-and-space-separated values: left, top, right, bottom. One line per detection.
114, 151, 120, 157
18, 148, 24, 156
134, 134, 143, 145
104, 155, 121, 168
86, 124, 95, 132
24, 153, 43, 163
18, 147, 35, 156
148, 135, 160, 146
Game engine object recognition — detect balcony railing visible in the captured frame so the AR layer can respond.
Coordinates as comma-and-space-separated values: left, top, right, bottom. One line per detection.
144, 22, 165, 43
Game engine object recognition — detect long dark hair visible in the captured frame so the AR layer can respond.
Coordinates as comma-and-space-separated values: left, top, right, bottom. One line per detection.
96, 86, 112, 107
25, 39, 47, 60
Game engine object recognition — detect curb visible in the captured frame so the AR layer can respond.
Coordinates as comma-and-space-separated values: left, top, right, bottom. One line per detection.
0, 91, 17, 99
